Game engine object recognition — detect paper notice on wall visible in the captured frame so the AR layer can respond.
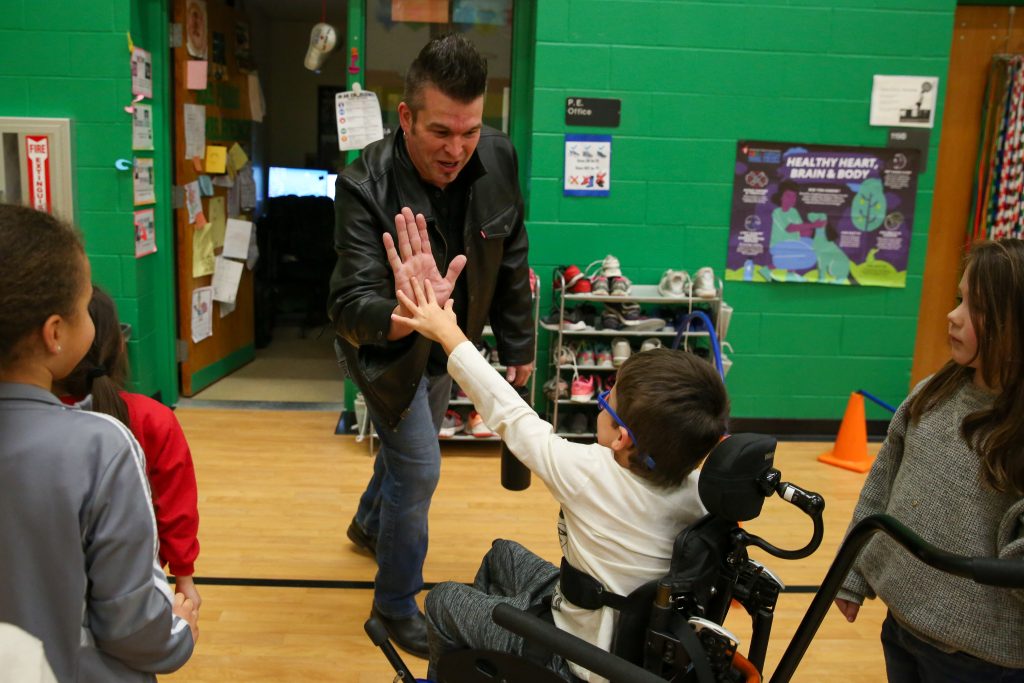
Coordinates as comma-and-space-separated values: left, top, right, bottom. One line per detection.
184, 103, 206, 159
132, 104, 154, 150
248, 72, 265, 122
205, 145, 227, 173
228, 142, 249, 171
392, 0, 448, 22
183, 180, 202, 223
131, 47, 153, 98
335, 90, 384, 151
192, 222, 215, 277
186, 60, 208, 90
237, 166, 256, 209
133, 157, 156, 205
134, 208, 157, 258
207, 196, 226, 246
870, 75, 939, 129
219, 299, 236, 318
191, 286, 214, 343
212, 256, 244, 303
222, 218, 253, 260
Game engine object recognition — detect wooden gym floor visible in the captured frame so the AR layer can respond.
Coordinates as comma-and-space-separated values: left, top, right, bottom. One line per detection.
159, 407, 885, 683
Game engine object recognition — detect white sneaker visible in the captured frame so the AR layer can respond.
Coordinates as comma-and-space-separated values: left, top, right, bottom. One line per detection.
693, 267, 717, 298
658, 269, 692, 298
601, 254, 622, 277
612, 338, 632, 367
640, 338, 662, 353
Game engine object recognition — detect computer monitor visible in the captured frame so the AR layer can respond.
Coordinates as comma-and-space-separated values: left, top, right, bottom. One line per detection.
268, 166, 337, 200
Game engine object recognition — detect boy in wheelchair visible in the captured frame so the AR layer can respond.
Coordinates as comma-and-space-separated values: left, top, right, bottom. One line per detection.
390, 279, 729, 682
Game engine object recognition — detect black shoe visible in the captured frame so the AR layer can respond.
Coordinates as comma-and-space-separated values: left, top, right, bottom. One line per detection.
371, 605, 429, 659
346, 518, 377, 557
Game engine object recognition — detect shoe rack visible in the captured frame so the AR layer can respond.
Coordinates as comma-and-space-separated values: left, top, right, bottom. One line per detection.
542, 273, 732, 439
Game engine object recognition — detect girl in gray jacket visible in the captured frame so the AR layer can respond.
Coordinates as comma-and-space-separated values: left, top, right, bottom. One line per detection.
0, 204, 197, 682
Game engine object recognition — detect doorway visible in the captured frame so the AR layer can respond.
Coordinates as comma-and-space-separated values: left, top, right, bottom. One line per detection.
175, 0, 519, 405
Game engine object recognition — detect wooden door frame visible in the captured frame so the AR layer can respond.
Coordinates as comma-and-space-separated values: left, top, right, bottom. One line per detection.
911, 4, 1024, 385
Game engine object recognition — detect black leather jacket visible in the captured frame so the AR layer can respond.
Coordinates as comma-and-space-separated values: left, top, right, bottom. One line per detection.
328, 127, 534, 429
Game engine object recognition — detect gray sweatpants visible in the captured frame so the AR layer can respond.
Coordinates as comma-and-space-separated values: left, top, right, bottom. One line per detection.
424, 539, 577, 681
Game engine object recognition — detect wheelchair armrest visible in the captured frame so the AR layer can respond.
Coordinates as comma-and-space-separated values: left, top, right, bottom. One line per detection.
492, 603, 666, 683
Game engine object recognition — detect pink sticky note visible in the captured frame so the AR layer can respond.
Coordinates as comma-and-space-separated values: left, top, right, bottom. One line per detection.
192, 156, 204, 172
194, 211, 208, 228
187, 60, 208, 90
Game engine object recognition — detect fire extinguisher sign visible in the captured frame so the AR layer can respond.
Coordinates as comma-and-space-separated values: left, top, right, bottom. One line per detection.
25, 135, 52, 213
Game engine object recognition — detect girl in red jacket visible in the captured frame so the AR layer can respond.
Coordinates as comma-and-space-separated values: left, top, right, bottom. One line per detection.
57, 287, 201, 608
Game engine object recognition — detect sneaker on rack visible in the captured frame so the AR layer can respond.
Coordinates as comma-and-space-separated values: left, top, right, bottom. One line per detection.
610, 302, 666, 332
610, 275, 631, 296
594, 343, 614, 368
612, 338, 632, 367
571, 375, 596, 402
600, 254, 623, 277
693, 267, 717, 299
561, 305, 589, 331
543, 376, 569, 401
557, 343, 577, 366
600, 305, 623, 330
577, 342, 595, 367
438, 410, 464, 438
591, 275, 610, 296
640, 338, 663, 353
658, 269, 692, 298
468, 411, 497, 438
603, 372, 617, 391
555, 264, 585, 291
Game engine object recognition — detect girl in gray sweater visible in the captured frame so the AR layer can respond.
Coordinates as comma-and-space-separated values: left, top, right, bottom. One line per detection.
0, 205, 197, 682
836, 239, 1024, 682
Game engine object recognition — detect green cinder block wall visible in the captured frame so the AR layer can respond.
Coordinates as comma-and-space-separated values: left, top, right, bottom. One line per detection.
523, 0, 956, 422
0, 0, 178, 403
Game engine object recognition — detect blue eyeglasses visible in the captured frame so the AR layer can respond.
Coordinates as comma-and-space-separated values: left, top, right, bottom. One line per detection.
597, 389, 655, 470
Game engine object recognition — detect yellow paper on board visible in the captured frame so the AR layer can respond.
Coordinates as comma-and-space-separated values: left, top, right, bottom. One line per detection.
192, 224, 216, 277
208, 196, 226, 248
228, 142, 249, 172
205, 145, 227, 174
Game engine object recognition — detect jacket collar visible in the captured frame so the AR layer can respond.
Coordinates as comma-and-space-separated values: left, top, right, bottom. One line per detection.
0, 382, 64, 406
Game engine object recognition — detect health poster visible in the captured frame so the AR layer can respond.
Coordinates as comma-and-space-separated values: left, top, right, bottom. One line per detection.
726, 140, 920, 288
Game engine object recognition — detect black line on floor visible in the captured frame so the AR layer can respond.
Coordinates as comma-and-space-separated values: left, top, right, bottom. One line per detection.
173, 576, 822, 594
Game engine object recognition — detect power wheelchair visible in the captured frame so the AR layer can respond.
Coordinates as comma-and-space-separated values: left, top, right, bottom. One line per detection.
367, 433, 1024, 683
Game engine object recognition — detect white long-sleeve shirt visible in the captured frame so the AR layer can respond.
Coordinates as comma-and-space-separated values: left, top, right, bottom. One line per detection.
448, 342, 706, 681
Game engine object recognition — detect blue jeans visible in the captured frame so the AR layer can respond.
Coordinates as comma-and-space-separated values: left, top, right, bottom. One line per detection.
881, 612, 1024, 683
356, 373, 452, 619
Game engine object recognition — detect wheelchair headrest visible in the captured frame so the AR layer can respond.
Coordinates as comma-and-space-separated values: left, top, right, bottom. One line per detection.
698, 433, 777, 522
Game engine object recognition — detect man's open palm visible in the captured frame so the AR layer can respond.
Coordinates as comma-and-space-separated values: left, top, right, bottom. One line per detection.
383, 207, 466, 311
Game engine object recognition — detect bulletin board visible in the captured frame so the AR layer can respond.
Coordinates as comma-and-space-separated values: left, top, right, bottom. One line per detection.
172, 0, 264, 395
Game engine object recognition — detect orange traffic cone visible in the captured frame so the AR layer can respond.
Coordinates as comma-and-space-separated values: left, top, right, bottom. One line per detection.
818, 391, 873, 473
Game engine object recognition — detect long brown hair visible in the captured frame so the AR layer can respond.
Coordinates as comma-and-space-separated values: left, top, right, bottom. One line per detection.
59, 287, 130, 427
0, 204, 85, 368
908, 238, 1024, 493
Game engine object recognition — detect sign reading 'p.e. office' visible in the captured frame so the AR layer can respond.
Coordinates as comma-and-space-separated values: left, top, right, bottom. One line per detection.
565, 97, 621, 127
